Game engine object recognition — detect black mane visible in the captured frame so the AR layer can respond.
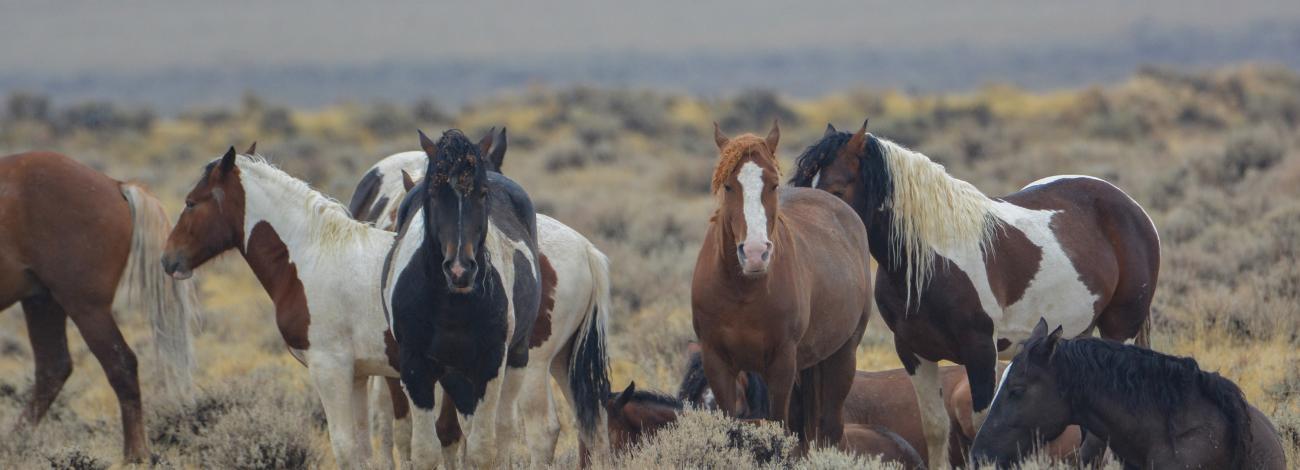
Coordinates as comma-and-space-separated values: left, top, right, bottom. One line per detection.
615, 388, 683, 410
1043, 337, 1253, 468
788, 132, 893, 220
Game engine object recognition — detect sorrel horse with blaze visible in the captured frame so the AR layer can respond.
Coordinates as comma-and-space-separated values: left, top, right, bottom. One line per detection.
0, 151, 200, 463
692, 121, 872, 447
160, 146, 432, 469
790, 120, 1160, 467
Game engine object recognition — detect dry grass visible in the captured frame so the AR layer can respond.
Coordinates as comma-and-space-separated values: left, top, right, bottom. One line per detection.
1, 64, 1298, 468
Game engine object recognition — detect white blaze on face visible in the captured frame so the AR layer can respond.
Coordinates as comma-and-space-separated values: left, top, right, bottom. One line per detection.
990, 360, 1015, 408
738, 162, 769, 247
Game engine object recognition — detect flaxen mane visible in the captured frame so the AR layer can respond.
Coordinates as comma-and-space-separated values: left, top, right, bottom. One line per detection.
791, 132, 996, 304
1040, 337, 1253, 469
711, 135, 780, 193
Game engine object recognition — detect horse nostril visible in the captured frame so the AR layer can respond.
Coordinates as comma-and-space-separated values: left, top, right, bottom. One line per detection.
736, 244, 746, 259
462, 259, 477, 273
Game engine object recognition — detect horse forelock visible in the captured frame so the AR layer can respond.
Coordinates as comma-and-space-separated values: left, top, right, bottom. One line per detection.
429, 129, 484, 195
711, 135, 780, 193
1046, 337, 1253, 467
789, 131, 853, 187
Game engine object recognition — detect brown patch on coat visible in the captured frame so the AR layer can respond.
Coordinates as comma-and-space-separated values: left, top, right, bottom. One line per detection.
984, 220, 1042, 308
385, 377, 410, 420
436, 396, 462, 448
529, 254, 557, 348
245, 222, 311, 350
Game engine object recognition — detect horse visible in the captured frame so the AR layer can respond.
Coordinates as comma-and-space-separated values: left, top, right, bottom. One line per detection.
0, 151, 200, 463
789, 120, 1161, 466
160, 145, 432, 469
604, 382, 926, 469
355, 126, 613, 467
383, 128, 549, 469
972, 319, 1286, 469
691, 121, 873, 447
679, 347, 1082, 467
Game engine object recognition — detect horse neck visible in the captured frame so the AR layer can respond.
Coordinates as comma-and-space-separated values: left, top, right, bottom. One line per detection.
1067, 388, 1161, 462
862, 207, 911, 279
238, 170, 373, 269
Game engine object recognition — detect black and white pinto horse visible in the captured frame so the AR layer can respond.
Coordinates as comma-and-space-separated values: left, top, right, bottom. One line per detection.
790, 121, 1160, 467
383, 129, 609, 468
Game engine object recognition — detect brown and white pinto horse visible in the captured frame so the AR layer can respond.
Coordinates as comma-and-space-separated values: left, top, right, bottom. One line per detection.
692, 121, 873, 447
789, 121, 1160, 467
0, 151, 199, 463
161, 146, 425, 469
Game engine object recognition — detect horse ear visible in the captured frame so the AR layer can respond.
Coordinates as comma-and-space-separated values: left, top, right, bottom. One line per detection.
418, 130, 438, 157
713, 122, 729, 150
477, 126, 496, 160
219, 146, 237, 173
765, 119, 780, 152
487, 127, 507, 172
611, 382, 636, 412
846, 118, 869, 155
823, 123, 837, 137
245, 141, 257, 155
1029, 317, 1050, 340
401, 170, 416, 192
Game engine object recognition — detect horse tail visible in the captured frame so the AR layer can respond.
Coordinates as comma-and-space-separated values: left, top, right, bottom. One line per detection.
570, 244, 612, 456
116, 183, 200, 404
1136, 314, 1152, 348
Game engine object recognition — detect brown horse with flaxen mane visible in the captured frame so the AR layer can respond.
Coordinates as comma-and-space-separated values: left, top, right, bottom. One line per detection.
0, 152, 200, 463
692, 121, 872, 448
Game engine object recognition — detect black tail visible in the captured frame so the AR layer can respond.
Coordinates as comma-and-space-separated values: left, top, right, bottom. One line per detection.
570, 304, 610, 437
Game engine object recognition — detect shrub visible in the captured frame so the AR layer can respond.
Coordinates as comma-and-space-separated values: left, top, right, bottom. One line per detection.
613, 409, 798, 468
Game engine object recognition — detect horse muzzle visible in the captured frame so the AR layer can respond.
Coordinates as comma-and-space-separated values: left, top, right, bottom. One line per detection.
161, 253, 193, 280
737, 240, 773, 276
442, 258, 477, 293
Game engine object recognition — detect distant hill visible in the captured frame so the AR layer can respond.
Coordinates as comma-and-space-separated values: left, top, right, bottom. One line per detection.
2, 18, 1297, 113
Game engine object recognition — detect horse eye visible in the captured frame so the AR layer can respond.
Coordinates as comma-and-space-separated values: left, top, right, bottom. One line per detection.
184, 200, 196, 209
724, 185, 732, 192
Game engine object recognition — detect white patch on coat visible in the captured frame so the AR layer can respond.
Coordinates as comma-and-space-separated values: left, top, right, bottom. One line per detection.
934, 200, 1098, 360
1023, 174, 1160, 245
384, 207, 426, 331
810, 171, 821, 187
737, 162, 769, 245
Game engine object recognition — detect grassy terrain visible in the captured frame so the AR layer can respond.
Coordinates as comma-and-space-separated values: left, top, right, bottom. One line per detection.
0, 64, 1298, 469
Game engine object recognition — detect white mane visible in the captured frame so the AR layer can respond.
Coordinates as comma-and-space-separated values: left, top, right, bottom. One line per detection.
235, 154, 375, 248
875, 137, 997, 304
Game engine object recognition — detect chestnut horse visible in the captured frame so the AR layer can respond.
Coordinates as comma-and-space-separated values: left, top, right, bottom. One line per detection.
790, 121, 1160, 466
0, 152, 199, 463
160, 146, 433, 469
692, 121, 872, 447
603, 382, 925, 469
973, 319, 1285, 469
680, 348, 1082, 467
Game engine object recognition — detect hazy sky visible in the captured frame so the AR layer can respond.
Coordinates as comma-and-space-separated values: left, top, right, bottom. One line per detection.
4, 0, 1299, 73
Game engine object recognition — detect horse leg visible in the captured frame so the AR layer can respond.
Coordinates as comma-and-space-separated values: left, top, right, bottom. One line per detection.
408, 395, 441, 470
17, 296, 72, 428
351, 376, 375, 466
309, 361, 361, 469
521, 357, 561, 466
435, 386, 463, 470
907, 357, 950, 469
699, 344, 742, 416
813, 333, 861, 449
66, 304, 148, 463
492, 365, 527, 464
760, 345, 799, 429
463, 359, 516, 469
1097, 297, 1153, 348
960, 332, 998, 431
385, 378, 413, 469
369, 378, 395, 469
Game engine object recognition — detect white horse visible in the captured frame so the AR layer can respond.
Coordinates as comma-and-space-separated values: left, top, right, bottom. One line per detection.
161, 147, 436, 469
357, 141, 613, 467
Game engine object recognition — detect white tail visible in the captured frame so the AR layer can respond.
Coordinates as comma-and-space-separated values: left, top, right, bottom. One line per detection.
115, 184, 201, 404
